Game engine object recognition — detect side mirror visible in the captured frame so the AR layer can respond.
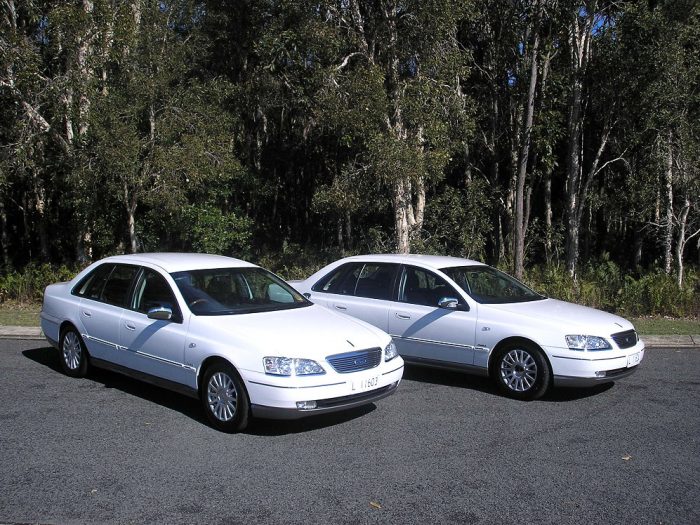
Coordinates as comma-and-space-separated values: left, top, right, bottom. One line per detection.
438, 297, 460, 309
147, 306, 173, 321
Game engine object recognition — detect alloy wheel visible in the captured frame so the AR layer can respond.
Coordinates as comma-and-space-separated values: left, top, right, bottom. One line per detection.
499, 348, 538, 392
206, 372, 238, 422
62, 331, 82, 370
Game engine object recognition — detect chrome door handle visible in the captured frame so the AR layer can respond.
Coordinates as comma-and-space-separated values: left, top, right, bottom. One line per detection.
82, 310, 92, 318
335, 305, 347, 311
124, 322, 136, 331
395, 313, 411, 320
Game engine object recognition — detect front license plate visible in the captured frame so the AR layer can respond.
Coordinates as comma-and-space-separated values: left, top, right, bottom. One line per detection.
351, 375, 379, 392
627, 352, 641, 367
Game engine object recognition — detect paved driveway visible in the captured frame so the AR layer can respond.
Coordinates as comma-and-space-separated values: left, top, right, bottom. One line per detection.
1, 340, 698, 524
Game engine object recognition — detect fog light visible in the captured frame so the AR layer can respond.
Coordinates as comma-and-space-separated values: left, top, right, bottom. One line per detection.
595, 371, 606, 378
296, 401, 317, 410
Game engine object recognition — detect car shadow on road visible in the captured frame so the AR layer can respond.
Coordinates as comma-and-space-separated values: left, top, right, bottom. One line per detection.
23, 346, 379, 436
247, 404, 376, 436
23, 346, 206, 426
403, 365, 497, 395
403, 364, 615, 402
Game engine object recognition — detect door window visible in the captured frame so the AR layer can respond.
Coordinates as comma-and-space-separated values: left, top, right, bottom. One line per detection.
313, 262, 398, 300
73, 263, 138, 307
132, 269, 180, 317
74, 264, 114, 300
101, 265, 139, 307
399, 266, 461, 307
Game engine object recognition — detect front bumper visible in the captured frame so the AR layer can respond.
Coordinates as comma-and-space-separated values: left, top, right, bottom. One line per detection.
251, 380, 400, 420
245, 359, 404, 420
547, 342, 645, 387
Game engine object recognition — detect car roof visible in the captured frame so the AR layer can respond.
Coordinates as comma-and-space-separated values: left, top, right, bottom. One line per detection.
335, 254, 487, 270
100, 253, 258, 273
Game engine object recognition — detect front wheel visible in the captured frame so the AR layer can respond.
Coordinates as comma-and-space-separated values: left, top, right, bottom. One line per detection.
59, 327, 89, 378
493, 343, 551, 400
201, 362, 250, 433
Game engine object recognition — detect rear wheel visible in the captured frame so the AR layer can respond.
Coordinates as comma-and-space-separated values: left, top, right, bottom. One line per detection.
493, 342, 550, 400
59, 327, 89, 378
201, 362, 250, 433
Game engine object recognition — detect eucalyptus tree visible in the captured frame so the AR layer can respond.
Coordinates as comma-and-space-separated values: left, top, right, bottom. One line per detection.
610, 0, 700, 286
83, 0, 246, 255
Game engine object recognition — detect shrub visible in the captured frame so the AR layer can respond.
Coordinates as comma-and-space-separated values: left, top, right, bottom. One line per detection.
0, 264, 77, 304
523, 263, 699, 318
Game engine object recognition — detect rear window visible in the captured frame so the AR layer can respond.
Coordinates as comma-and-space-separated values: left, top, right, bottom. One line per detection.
73, 263, 139, 308
312, 262, 398, 301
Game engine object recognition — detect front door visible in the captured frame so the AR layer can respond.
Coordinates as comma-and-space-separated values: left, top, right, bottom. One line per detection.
118, 268, 191, 386
388, 265, 477, 366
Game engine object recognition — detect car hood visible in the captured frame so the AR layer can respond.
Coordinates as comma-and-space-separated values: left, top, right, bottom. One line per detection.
192, 304, 390, 359
482, 298, 635, 335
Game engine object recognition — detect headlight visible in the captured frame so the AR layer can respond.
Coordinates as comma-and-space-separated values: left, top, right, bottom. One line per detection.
565, 335, 612, 351
263, 357, 325, 376
384, 341, 399, 361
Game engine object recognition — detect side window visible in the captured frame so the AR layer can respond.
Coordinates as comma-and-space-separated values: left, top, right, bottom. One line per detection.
312, 262, 398, 300
101, 264, 139, 307
74, 264, 114, 299
353, 264, 398, 300
399, 266, 459, 307
133, 269, 179, 316
312, 263, 360, 294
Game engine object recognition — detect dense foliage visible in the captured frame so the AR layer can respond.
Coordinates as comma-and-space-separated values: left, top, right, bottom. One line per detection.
1, 1, 698, 305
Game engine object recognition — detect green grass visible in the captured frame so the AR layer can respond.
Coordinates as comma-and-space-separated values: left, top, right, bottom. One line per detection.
632, 317, 699, 336
0, 303, 40, 327
0, 302, 696, 335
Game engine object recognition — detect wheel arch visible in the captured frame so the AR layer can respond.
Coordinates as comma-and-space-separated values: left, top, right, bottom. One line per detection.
488, 336, 552, 380
59, 320, 78, 338
197, 356, 247, 396
59, 321, 90, 357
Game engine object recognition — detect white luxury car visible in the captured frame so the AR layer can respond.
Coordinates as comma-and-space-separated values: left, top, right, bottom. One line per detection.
293, 254, 645, 400
40, 253, 404, 432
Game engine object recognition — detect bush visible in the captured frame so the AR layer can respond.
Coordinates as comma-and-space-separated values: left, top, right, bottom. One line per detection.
255, 243, 343, 281
0, 264, 77, 304
523, 263, 699, 318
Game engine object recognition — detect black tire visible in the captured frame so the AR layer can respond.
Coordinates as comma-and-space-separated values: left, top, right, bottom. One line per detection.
59, 327, 89, 378
200, 362, 250, 433
492, 342, 551, 400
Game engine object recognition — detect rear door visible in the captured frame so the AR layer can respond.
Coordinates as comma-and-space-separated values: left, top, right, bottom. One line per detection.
75, 263, 139, 361
306, 262, 399, 332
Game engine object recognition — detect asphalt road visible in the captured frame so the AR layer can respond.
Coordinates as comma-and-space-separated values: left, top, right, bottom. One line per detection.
0, 340, 698, 525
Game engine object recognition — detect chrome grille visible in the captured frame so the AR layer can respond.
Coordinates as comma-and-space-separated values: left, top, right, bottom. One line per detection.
612, 330, 638, 349
326, 348, 382, 374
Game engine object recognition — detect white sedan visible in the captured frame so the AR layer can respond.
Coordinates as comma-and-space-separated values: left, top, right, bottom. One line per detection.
40, 253, 403, 432
293, 254, 645, 400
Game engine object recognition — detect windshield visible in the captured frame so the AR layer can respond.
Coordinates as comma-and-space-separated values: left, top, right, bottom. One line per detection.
171, 267, 310, 315
441, 265, 545, 304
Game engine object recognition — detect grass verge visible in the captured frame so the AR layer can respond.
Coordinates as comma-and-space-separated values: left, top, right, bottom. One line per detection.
631, 317, 699, 336
0, 303, 41, 327
0, 303, 696, 336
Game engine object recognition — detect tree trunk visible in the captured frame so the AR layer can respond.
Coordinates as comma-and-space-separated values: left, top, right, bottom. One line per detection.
513, 4, 541, 279
0, 198, 9, 269
394, 178, 411, 254
564, 4, 596, 278
125, 183, 138, 254
663, 130, 674, 275
675, 197, 689, 288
